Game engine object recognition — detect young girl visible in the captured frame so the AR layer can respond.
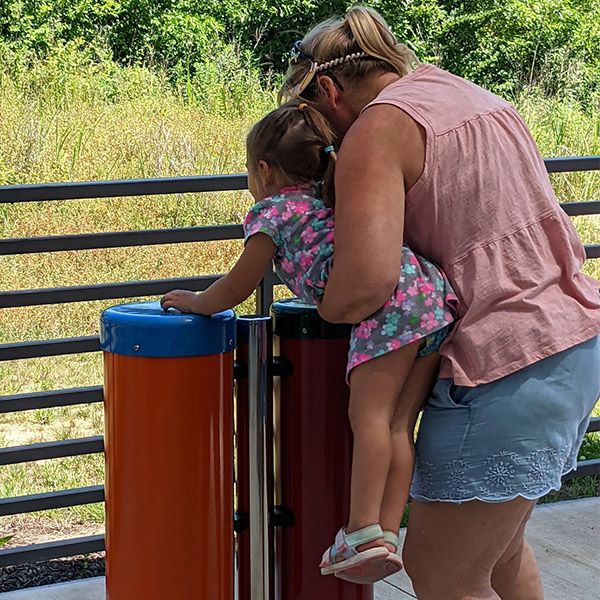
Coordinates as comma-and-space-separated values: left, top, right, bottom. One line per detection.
161, 102, 457, 584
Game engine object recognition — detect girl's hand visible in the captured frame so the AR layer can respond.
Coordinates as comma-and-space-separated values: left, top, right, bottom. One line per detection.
160, 289, 206, 314
160, 234, 276, 317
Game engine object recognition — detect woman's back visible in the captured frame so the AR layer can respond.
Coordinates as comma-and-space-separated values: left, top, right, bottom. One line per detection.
365, 64, 600, 385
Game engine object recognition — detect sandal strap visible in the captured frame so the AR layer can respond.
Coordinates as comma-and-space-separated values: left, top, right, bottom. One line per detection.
342, 524, 384, 549
325, 524, 384, 566
383, 530, 400, 551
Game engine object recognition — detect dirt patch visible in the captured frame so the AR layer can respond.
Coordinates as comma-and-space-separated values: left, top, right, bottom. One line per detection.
1, 515, 103, 548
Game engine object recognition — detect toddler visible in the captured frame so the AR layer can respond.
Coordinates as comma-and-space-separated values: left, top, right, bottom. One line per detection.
161, 101, 457, 584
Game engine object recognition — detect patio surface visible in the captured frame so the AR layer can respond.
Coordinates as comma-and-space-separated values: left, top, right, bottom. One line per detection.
1, 497, 598, 599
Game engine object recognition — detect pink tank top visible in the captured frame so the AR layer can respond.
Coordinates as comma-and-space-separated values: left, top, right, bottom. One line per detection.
364, 64, 600, 386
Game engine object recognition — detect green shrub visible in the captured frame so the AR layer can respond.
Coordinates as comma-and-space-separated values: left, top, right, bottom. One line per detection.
1, 1, 598, 101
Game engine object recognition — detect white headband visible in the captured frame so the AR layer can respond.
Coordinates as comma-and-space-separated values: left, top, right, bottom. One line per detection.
314, 51, 369, 72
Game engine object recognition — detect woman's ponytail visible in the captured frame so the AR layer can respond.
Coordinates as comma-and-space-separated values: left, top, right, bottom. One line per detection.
345, 6, 416, 77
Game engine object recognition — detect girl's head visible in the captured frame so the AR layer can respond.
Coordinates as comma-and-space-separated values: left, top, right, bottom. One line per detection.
246, 101, 338, 206
279, 6, 419, 133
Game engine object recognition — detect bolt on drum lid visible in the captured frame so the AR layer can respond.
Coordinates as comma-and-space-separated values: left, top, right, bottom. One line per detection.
100, 301, 236, 357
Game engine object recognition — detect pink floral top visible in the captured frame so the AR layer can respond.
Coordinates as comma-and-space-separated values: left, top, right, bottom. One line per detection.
243, 186, 334, 304
243, 186, 458, 377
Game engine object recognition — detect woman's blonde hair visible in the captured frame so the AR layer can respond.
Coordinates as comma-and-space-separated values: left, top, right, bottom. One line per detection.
279, 6, 420, 102
247, 101, 338, 206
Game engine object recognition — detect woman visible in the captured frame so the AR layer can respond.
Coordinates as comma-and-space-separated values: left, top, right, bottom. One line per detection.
280, 6, 600, 599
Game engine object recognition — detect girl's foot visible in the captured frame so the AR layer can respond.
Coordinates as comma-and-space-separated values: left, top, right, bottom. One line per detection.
335, 530, 402, 585
320, 524, 402, 583
353, 530, 396, 554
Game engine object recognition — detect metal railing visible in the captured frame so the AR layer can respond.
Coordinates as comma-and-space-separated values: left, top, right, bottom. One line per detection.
0, 156, 599, 569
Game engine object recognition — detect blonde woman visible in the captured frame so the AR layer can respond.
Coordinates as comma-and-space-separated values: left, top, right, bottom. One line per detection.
279, 6, 600, 599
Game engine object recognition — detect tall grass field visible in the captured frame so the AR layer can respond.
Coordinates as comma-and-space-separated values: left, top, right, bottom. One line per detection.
0, 54, 598, 538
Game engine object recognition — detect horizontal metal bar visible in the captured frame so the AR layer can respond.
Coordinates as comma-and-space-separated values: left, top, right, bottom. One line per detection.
0, 331, 278, 366
0, 224, 244, 256
0, 535, 105, 567
0, 275, 220, 308
0, 336, 99, 361
0, 486, 104, 517
562, 458, 600, 481
0, 157, 596, 206
586, 245, 599, 259
545, 156, 600, 173
0, 436, 104, 465
0, 174, 248, 204
587, 417, 600, 433
560, 200, 600, 216
0, 386, 102, 413
0, 202, 596, 258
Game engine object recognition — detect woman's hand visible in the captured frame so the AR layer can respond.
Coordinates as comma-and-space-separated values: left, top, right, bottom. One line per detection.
160, 290, 206, 314
318, 104, 425, 323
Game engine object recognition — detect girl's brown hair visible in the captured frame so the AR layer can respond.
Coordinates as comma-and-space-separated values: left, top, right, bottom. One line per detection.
280, 6, 419, 102
246, 101, 338, 206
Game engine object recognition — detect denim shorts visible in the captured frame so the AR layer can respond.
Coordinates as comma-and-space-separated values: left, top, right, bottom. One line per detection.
417, 324, 452, 358
411, 334, 600, 503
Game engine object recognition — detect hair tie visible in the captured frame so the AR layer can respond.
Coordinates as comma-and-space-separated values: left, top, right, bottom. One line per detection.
290, 40, 313, 63
298, 102, 308, 111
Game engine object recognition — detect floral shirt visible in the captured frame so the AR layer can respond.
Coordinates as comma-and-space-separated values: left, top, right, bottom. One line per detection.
243, 185, 334, 304
244, 185, 458, 376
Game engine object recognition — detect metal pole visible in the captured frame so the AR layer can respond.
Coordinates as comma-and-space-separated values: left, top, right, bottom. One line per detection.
238, 316, 274, 600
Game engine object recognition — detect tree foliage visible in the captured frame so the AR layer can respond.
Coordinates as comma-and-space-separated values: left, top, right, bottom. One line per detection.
0, 0, 598, 101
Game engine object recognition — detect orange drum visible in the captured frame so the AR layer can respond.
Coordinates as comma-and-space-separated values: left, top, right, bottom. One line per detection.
101, 302, 236, 600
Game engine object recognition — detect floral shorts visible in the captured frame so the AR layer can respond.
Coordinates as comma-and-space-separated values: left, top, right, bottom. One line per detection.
411, 334, 600, 503
347, 248, 457, 379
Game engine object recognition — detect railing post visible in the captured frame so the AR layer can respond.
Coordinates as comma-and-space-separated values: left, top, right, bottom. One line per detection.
256, 271, 275, 316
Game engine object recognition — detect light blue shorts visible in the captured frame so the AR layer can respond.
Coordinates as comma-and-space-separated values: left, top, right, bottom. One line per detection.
411, 334, 600, 503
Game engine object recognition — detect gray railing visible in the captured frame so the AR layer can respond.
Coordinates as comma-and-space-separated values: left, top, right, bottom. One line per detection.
0, 156, 599, 569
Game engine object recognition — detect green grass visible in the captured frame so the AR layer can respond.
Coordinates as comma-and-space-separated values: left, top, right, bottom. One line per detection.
0, 55, 598, 530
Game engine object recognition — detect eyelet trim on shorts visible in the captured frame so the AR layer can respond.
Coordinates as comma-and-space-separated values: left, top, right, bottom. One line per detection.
411, 444, 579, 502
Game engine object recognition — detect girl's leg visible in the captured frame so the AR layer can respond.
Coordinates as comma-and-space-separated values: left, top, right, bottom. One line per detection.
379, 351, 440, 534
347, 342, 419, 536
403, 497, 543, 600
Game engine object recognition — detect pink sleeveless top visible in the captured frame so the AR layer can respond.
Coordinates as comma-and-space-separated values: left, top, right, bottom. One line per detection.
364, 64, 600, 386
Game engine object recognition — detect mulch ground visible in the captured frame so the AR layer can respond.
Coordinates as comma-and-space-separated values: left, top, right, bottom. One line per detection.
0, 554, 105, 592
0, 515, 105, 592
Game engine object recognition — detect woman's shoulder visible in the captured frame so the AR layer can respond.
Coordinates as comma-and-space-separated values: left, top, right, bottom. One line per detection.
362, 64, 511, 135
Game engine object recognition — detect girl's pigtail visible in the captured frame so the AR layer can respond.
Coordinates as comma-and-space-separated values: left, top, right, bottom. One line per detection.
297, 102, 337, 207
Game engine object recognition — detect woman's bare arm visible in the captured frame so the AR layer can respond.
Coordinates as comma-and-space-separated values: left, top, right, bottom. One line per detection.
318, 104, 425, 323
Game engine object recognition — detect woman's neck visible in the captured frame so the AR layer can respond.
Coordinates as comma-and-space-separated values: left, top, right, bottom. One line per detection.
350, 71, 403, 112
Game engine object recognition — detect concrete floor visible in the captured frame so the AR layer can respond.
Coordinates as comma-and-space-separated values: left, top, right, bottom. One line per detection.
1, 497, 598, 600
0, 579, 104, 600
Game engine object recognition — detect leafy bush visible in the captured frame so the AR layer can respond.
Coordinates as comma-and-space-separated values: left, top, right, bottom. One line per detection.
1, 1, 598, 102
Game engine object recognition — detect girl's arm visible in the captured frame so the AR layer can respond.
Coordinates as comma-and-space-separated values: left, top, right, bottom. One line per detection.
317, 105, 424, 324
160, 234, 276, 314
